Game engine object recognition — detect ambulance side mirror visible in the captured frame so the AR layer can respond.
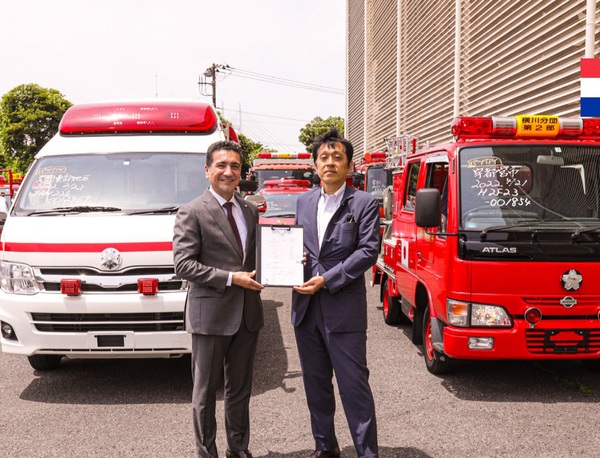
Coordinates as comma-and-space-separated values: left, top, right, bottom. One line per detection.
415, 188, 441, 228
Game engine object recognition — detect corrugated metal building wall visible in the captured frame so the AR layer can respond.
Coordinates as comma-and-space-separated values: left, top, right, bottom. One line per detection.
346, 0, 599, 157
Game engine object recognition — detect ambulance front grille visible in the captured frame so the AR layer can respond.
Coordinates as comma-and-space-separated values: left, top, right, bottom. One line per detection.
31, 312, 185, 333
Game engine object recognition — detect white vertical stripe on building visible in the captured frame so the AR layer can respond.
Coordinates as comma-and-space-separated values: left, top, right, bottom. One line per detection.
348, 0, 600, 152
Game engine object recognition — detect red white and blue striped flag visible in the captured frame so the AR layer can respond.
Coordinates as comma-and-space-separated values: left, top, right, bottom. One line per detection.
581, 58, 600, 116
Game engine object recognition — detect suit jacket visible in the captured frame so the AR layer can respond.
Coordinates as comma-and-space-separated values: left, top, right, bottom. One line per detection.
291, 186, 380, 332
173, 189, 263, 335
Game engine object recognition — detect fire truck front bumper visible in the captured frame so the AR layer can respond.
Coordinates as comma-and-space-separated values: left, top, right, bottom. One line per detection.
442, 319, 600, 360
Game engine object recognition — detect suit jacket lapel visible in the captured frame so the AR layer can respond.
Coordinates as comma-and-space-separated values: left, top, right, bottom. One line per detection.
203, 190, 243, 258
304, 189, 321, 255
320, 186, 355, 255
235, 194, 255, 261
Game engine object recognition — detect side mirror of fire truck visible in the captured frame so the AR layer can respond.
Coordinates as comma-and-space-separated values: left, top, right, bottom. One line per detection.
415, 188, 441, 228
238, 179, 259, 194
352, 172, 364, 189
382, 185, 394, 221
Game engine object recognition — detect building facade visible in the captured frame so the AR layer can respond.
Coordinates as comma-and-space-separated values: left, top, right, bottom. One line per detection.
346, 0, 600, 156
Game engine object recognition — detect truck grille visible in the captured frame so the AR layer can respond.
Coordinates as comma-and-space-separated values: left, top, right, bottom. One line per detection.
31, 312, 184, 333
35, 266, 185, 293
525, 329, 600, 354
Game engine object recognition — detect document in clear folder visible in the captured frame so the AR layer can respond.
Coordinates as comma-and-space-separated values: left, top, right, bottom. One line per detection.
256, 224, 304, 286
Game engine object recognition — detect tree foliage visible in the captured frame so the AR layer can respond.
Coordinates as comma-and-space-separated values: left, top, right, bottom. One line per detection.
299, 116, 345, 152
217, 111, 273, 173
0, 84, 72, 173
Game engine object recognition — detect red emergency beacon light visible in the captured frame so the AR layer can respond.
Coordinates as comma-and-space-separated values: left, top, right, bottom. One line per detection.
451, 115, 600, 141
257, 152, 312, 159
363, 152, 387, 162
262, 178, 312, 189
59, 101, 218, 135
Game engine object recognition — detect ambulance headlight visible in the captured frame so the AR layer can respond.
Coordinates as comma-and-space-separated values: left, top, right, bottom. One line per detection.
1, 261, 40, 295
447, 299, 512, 327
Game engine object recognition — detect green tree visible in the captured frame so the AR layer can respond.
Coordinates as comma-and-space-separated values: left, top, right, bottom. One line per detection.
217, 111, 271, 171
299, 115, 345, 152
0, 84, 72, 173
238, 133, 264, 167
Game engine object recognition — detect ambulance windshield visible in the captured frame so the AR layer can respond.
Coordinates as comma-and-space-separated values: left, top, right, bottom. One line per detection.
12, 152, 209, 215
459, 145, 600, 231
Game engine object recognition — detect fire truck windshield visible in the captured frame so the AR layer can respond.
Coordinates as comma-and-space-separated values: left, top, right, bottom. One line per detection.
261, 193, 301, 218
366, 166, 388, 197
459, 144, 600, 232
12, 152, 209, 215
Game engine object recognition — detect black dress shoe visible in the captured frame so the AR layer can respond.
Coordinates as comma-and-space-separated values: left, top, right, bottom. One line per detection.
225, 450, 253, 458
308, 447, 341, 458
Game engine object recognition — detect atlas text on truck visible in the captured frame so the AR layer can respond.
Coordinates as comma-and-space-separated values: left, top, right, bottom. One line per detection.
373, 114, 600, 374
0, 100, 233, 371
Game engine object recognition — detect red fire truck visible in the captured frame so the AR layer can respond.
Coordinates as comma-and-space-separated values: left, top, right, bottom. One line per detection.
248, 152, 316, 191
352, 151, 391, 200
373, 115, 600, 374
257, 178, 312, 225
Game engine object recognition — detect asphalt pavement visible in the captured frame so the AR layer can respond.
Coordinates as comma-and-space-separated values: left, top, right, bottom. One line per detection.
2, 281, 600, 457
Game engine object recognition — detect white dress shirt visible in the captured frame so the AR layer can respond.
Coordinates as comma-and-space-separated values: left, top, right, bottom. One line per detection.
317, 183, 346, 249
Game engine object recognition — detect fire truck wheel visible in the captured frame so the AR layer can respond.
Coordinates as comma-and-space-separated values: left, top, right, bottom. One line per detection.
581, 359, 600, 372
382, 280, 401, 325
422, 307, 453, 375
27, 354, 63, 371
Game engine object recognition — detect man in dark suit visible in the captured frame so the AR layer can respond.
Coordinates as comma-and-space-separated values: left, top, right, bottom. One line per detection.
292, 128, 380, 458
173, 140, 264, 458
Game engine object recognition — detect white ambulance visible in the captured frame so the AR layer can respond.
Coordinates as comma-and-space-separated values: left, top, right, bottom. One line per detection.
0, 100, 231, 371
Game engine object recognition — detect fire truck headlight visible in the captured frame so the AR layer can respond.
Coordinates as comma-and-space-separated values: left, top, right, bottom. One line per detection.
447, 299, 469, 327
471, 303, 512, 327
0, 261, 39, 295
447, 299, 512, 327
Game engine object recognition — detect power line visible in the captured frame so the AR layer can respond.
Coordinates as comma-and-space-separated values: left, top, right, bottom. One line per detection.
218, 105, 310, 123
217, 65, 345, 95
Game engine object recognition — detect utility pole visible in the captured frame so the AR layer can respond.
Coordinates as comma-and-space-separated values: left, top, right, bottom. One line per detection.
199, 63, 229, 108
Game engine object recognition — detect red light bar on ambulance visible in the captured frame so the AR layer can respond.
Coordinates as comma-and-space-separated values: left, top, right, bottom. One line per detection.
451, 115, 600, 140
257, 152, 312, 159
59, 101, 218, 135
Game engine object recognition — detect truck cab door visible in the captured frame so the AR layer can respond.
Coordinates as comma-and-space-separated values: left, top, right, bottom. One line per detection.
416, 156, 449, 282
393, 160, 421, 303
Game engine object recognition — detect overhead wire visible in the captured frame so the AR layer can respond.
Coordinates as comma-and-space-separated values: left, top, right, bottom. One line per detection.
209, 63, 343, 150
216, 65, 345, 95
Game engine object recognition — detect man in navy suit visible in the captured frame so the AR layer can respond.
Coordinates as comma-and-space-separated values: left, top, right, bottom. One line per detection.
292, 128, 380, 458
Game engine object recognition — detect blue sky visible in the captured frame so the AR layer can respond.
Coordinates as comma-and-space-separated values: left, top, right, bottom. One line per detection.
0, 0, 346, 151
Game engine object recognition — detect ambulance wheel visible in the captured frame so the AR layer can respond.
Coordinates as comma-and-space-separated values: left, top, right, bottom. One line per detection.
581, 359, 600, 372
28, 354, 63, 371
423, 307, 452, 375
382, 280, 401, 325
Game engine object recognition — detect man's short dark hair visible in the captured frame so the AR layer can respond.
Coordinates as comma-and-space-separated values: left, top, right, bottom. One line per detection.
206, 140, 243, 167
311, 127, 353, 165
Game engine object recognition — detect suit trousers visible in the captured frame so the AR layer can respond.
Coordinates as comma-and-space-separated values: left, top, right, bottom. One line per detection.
294, 292, 379, 458
191, 319, 259, 458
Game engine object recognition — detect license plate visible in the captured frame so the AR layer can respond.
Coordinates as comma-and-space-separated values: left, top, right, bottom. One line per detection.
544, 329, 589, 353
87, 331, 134, 349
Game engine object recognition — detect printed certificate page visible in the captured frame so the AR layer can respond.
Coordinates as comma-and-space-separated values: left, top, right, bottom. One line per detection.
257, 224, 304, 287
